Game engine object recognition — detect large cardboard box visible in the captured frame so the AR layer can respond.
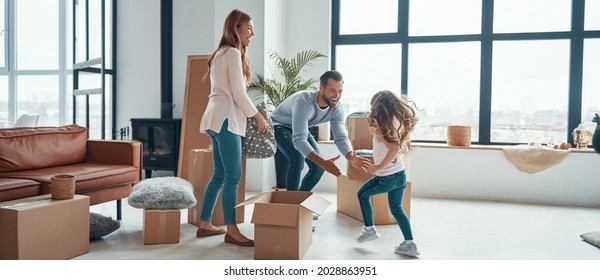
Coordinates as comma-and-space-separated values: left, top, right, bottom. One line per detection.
336, 175, 411, 225
0, 194, 90, 260
236, 191, 331, 260
346, 115, 372, 150
143, 209, 181, 244
187, 149, 245, 226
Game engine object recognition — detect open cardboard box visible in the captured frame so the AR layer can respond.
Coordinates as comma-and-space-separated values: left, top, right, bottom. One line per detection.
236, 191, 331, 260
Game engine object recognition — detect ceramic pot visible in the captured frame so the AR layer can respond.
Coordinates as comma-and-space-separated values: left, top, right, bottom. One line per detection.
572, 123, 593, 149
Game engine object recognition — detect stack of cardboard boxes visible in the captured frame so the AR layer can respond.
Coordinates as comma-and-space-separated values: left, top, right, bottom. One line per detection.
337, 115, 411, 225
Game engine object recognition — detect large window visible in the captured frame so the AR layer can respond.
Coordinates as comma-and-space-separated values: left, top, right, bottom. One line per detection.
491, 40, 569, 143
582, 39, 600, 130
1, 0, 115, 138
408, 42, 481, 142
333, 0, 600, 145
335, 44, 402, 115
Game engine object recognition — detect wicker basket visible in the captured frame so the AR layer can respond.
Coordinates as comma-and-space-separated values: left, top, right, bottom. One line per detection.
50, 174, 76, 200
447, 125, 471, 147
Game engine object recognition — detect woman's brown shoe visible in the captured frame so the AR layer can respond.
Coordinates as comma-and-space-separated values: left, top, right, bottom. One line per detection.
196, 227, 226, 237
224, 233, 254, 247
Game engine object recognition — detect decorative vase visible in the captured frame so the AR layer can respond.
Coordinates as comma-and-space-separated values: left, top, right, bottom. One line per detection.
447, 125, 471, 147
50, 174, 76, 200
572, 122, 593, 149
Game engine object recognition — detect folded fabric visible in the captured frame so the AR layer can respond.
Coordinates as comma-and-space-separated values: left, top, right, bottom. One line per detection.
502, 145, 570, 174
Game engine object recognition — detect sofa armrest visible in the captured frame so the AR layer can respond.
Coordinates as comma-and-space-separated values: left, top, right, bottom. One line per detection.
86, 140, 143, 181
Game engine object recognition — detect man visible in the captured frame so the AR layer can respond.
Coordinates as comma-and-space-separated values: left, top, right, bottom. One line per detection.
271, 70, 370, 191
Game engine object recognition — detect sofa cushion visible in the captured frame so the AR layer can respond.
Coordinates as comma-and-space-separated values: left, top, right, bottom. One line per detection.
0, 125, 88, 172
0, 178, 40, 202
0, 162, 139, 194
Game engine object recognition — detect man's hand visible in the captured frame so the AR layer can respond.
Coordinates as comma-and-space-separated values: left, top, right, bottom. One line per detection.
347, 151, 371, 172
307, 153, 342, 176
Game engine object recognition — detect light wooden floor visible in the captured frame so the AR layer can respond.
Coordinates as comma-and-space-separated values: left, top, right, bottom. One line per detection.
76, 192, 600, 261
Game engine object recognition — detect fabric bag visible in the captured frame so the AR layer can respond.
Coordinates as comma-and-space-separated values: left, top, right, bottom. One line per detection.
242, 101, 276, 158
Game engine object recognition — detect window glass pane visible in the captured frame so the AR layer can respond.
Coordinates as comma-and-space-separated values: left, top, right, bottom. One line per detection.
409, 0, 481, 36
66, 0, 73, 69
494, 0, 571, 33
0, 76, 7, 127
335, 44, 402, 115
408, 42, 480, 142
339, 0, 397, 35
582, 39, 600, 131
88, 0, 102, 60
75, 0, 87, 63
17, 75, 59, 126
89, 94, 102, 139
16, 0, 59, 70
585, 0, 600, 30
1, 0, 5, 68
104, 0, 113, 68
491, 40, 570, 143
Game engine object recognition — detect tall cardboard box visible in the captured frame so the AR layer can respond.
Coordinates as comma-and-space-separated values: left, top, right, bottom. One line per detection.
187, 149, 245, 226
346, 115, 372, 150
236, 191, 331, 260
0, 194, 90, 260
336, 175, 411, 225
143, 209, 181, 244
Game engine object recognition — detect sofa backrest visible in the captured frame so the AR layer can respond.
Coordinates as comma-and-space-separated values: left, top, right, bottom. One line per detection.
0, 125, 88, 172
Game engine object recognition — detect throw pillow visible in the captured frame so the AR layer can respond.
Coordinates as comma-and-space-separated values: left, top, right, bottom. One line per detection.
90, 212, 120, 241
580, 231, 600, 249
127, 176, 197, 209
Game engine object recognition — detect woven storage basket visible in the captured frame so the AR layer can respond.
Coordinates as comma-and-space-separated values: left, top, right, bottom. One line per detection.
447, 125, 471, 147
50, 174, 76, 200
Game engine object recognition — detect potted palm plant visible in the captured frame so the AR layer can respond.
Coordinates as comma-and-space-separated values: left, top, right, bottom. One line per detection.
249, 50, 326, 190
250, 50, 327, 107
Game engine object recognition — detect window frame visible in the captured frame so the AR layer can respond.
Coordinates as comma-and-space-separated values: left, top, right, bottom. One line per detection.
331, 0, 600, 145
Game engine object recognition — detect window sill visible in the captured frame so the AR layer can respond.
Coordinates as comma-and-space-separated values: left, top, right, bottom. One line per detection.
317, 140, 596, 153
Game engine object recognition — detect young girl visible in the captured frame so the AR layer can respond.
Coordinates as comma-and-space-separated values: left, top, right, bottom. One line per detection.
355, 90, 419, 257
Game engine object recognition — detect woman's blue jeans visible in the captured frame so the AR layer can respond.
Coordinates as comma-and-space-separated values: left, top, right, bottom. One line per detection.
274, 125, 325, 191
200, 119, 242, 225
357, 170, 413, 240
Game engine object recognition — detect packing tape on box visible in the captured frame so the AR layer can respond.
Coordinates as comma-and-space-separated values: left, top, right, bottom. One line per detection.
158, 211, 167, 240
0, 198, 52, 209
193, 153, 198, 165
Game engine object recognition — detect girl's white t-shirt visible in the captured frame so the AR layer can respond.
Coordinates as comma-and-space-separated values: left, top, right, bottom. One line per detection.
372, 136, 405, 177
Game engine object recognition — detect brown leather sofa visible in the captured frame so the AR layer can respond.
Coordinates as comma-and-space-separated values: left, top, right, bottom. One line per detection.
0, 125, 142, 219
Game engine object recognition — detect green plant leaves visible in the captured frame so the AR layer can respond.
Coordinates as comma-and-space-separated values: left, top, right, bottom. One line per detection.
250, 50, 326, 107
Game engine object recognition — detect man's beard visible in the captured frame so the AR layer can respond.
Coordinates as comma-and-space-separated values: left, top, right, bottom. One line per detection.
323, 95, 337, 108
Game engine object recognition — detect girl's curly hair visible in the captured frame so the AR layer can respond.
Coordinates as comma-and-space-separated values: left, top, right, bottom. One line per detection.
368, 90, 418, 146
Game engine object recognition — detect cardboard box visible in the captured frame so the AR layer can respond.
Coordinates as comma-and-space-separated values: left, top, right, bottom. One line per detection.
187, 149, 245, 226
336, 175, 411, 225
236, 191, 331, 260
347, 156, 375, 181
0, 194, 90, 260
346, 115, 372, 150
143, 209, 181, 244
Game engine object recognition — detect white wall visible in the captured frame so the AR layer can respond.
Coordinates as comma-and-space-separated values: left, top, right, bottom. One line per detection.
407, 147, 600, 207
117, 0, 331, 191
117, 0, 161, 128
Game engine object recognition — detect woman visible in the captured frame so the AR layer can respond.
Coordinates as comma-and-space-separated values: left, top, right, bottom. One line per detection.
197, 9, 268, 247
